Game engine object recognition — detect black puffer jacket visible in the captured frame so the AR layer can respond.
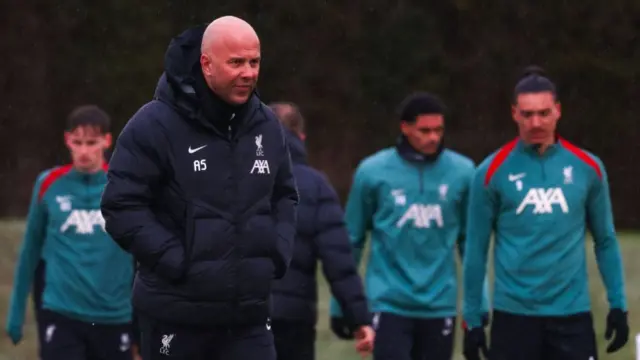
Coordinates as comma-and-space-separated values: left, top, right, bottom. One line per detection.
271, 131, 370, 326
101, 24, 298, 326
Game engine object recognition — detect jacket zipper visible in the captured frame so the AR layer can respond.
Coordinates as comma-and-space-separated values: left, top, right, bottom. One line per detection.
228, 114, 241, 321
418, 166, 424, 194
538, 150, 547, 181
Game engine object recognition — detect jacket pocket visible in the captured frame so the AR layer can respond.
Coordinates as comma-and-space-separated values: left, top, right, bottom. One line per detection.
242, 214, 278, 261
182, 203, 236, 300
185, 202, 234, 262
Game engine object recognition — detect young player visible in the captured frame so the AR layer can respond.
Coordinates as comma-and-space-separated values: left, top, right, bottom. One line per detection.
331, 93, 489, 360
462, 66, 629, 360
5, 105, 137, 360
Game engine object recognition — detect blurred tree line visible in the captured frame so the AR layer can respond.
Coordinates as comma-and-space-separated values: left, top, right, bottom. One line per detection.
2, 0, 640, 226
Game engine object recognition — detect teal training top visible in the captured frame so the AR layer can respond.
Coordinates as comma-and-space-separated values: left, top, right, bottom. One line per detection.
7, 164, 134, 332
331, 148, 490, 319
463, 138, 627, 328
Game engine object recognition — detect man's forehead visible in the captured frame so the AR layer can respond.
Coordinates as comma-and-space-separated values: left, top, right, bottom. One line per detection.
218, 33, 259, 49
516, 93, 556, 108
414, 114, 444, 127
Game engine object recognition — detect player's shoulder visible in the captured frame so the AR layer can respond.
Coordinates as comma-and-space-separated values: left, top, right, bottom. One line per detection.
257, 101, 290, 146
37, 165, 73, 184
301, 164, 331, 188
121, 100, 174, 140
558, 138, 605, 178
441, 149, 475, 172
35, 164, 74, 200
355, 147, 397, 175
258, 100, 278, 122
474, 138, 521, 184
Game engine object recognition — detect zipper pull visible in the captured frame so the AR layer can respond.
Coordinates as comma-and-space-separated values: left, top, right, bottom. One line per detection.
228, 113, 235, 141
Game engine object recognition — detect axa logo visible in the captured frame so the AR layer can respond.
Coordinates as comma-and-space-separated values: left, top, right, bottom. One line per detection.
516, 187, 569, 215
60, 209, 106, 234
250, 159, 270, 174
396, 203, 444, 228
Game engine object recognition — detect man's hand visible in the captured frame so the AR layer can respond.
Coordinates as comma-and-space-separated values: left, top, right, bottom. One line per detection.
354, 325, 375, 358
605, 308, 629, 353
463, 324, 489, 360
5, 324, 23, 345
330, 317, 355, 340
131, 343, 142, 360
481, 313, 490, 327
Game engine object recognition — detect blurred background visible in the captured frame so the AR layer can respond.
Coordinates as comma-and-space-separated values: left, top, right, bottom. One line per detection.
1, 1, 640, 359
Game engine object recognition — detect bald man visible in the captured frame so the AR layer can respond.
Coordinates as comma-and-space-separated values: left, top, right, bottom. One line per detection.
101, 17, 299, 360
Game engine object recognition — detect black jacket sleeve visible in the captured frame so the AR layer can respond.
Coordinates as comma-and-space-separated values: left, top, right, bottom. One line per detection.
313, 174, 371, 326
101, 104, 186, 281
270, 127, 299, 279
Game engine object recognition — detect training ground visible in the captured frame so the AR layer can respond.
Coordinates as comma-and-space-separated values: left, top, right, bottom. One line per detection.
0, 220, 637, 359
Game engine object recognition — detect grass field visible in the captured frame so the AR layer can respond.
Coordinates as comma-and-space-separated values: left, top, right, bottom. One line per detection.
0, 219, 638, 359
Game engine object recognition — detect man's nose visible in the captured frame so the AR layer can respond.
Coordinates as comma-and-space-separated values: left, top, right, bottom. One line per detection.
240, 66, 258, 79
530, 116, 543, 127
77, 145, 90, 155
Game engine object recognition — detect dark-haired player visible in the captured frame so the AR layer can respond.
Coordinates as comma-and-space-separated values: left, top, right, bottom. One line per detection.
331, 93, 489, 360
462, 67, 629, 360
6, 105, 137, 360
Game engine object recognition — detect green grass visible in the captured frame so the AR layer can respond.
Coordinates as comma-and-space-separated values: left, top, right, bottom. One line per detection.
0, 220, 638, 359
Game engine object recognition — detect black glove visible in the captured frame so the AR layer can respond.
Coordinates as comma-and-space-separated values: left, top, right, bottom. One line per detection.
605, 308, 629, 353
330, 317, 355, 340
481, 313, 490, 327
463, 324, 489, 360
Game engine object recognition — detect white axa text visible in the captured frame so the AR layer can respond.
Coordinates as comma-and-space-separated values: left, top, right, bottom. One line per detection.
396, 204, 444, 228
516, 187, 569, 215
250, 159, 270, 174
60, 209, 106, 234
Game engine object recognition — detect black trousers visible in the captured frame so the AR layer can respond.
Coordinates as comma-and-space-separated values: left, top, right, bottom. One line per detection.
373, 312, 456, 360
138, 314, 276, 360
489, 310, 598, 360
272, 320, 316, 360
39, 310, 133, 360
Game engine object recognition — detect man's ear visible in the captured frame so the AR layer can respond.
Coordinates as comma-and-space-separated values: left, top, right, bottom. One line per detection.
104, 133, 113, 149
200, 53, 213, 77
400, 121, 412, 137
64, 132, 72, 149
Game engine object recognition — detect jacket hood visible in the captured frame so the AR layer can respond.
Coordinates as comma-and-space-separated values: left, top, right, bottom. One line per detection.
284, 129, 308, 165
153, 24, 260, 134
153, 24, 205, 117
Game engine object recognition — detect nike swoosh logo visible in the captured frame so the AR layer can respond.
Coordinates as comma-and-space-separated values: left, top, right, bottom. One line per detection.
508, 173, 525, 181
188, 145, 207, 154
